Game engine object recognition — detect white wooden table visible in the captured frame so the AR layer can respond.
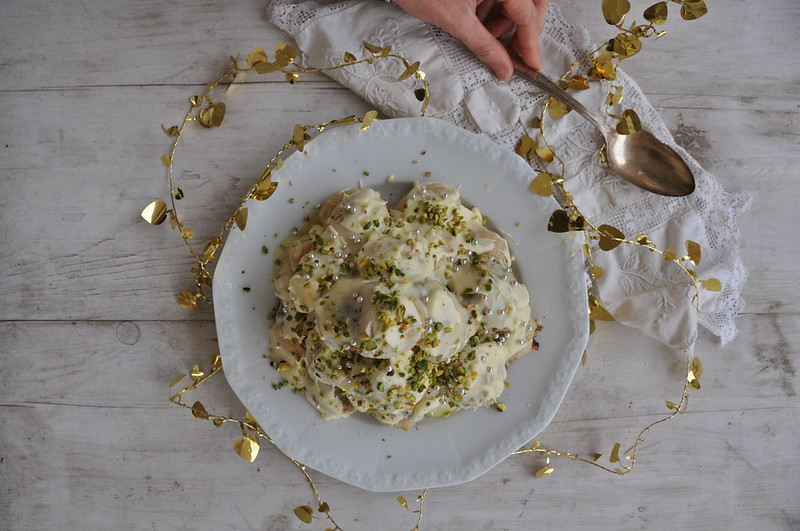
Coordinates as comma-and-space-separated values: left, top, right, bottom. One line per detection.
2, 1, 798, 529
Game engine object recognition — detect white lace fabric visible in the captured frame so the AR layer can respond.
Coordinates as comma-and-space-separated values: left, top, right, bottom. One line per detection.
264, 0, 750, 351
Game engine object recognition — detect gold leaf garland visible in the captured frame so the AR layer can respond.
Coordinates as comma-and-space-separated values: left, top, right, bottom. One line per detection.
145, 1, 717, 526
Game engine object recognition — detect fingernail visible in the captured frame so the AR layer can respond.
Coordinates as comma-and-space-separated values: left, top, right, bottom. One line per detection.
495, 66, 513, 81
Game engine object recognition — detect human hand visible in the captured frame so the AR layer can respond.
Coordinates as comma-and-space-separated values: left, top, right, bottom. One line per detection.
393, 0, 548, 80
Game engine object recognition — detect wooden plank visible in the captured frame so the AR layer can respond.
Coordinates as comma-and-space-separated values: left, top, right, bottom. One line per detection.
0, 83, 369, 321
1, 318, 797, 529
1, 84, 797, 320
0, 0, 295, 90
1, 0, 798, 99
554, 0, 800, 100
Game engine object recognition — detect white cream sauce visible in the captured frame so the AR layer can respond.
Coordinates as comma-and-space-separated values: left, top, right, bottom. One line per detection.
268, 182, 538, 429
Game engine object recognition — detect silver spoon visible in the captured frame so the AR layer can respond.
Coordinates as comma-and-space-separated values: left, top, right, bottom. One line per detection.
510, 53, 695, 197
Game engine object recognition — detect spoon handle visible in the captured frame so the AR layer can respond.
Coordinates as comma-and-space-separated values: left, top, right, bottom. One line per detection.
509, 53, 613, 136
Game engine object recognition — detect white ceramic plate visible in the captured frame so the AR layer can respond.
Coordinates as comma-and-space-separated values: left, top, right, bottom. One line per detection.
213, 117, 588, 492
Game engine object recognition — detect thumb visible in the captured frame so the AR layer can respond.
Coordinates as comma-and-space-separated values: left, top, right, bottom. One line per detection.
449, 15, 513, 79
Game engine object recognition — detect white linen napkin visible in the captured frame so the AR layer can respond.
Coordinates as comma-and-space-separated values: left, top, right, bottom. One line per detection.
264, 0, 751, 351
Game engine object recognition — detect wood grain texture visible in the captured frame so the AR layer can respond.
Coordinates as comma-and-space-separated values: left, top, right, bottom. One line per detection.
1, 0, 798, 529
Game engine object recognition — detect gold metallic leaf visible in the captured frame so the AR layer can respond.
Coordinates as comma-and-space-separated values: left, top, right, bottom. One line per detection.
644, 1, 668, 24
202, 238, 220, 263
293, 505, 314, 524
161, 154, 172, 167
172, 188, 184, 200
161, 124, 180, 137
534, 466, 555, 478
198, 102, 226, 128
318, 501, 330, 513
169, 374, 186, 388
590, 50, 616, 80
570, 213, 587, 231
254, 61, 280, 74
597, 224, 625, 251
663, 247, 677, 261
692, 357, 704, 379
414, 88, 427, 101
666, 400, 679, 410
343, 51, 357, 63
602, 0, 631, 25
610, 442, 622, 463
529, 172, 554, 196
212, 417, 225, 427
178, 290, 199, 310
363, 41, 381, 54
234, 208, 248, 231
680, 0, 708, 20
547, 210, 570, 233
361, 110, 378, 130
703, 278, 722, 292
612, 33, 642, 58
274, 43, 298, 67
293, 124, 307, 151
363, 41, 391, 56
636, 233, 652, 246
590, 303, 615, 321
515, 134, 537, 157
246, 48, 269, 68
535, 145, 555, 163
605, 85, 624, 106
615, 109, 641, 135
591, 266, 605, 279
253, 180, 278, 201
285, 71, 299, 84
180, 226, 194, 239
686, 240, 701, 265
530, 116, 542, 129
191, 401, 210, 419
397, 61, 420, 81
141, 200, 168, 225
397, 496, 408, 508
547, 96, 571, 119
688, 377, 701, 390
190, 364, 204, 379
566, 75, 590, 90
189, 95, 203, 107
212, 354, 222, 370
331, 115, 357, 125
233, 434, 260, 462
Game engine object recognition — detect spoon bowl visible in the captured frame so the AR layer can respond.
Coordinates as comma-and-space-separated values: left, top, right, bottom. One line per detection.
509, 52, 695, 197
606, 129, 695, 196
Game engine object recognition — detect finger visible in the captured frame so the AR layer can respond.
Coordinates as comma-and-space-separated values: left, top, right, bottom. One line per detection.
500, 0, 544, 70
485, 15, 515, 38
476, 0, 497, 22
511, 29, 542, 71
451, 15, 513, 79
534, 0, 549, 34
